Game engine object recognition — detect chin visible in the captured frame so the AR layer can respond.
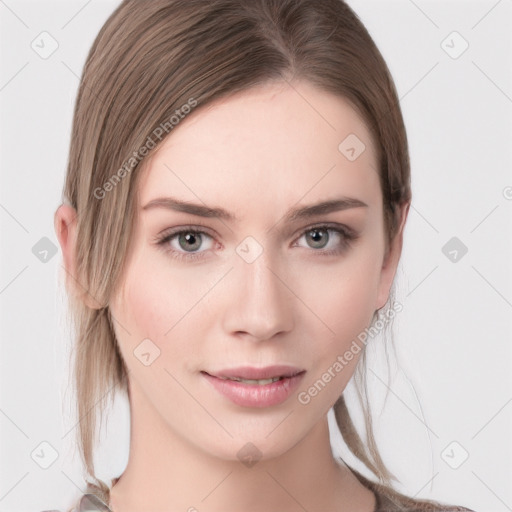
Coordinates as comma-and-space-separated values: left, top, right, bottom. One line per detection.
195, 421, 310, 465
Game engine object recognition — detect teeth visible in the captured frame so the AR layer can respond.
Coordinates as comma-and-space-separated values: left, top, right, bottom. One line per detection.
221, 376, 282, 385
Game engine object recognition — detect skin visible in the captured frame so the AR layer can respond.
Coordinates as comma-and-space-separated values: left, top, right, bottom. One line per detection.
55, 79, 409, 512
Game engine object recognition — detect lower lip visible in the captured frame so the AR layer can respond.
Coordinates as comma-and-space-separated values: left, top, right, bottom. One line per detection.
202, 372, 305, 408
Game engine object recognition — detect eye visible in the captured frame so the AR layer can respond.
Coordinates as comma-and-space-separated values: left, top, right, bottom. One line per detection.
154, 223, 358, 262
294, 224, 357, 256
155, 226, 215, 262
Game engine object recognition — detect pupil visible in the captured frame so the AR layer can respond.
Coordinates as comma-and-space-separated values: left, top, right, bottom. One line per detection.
179, 232, 201, 251
307, 229, 328, 249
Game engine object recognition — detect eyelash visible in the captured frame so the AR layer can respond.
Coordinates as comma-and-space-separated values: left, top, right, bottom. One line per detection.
154, 223, 359, 262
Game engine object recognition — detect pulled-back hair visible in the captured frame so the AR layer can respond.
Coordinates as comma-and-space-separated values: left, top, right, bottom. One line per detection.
60, 0, 411, 499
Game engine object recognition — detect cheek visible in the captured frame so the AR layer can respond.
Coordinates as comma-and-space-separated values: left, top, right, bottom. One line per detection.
334, 263, 380, 331
110, 258, 171, 357
294, 248, 383, 391
110, 261, 210, 421
320, 274, 376, 375
303, 250, 382, 337
112, 253, 218, 371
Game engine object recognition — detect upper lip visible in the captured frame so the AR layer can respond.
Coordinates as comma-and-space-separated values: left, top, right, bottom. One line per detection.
204, 365, 305, 380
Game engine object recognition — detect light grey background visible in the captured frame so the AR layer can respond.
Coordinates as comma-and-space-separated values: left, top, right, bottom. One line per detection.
0, 0, 511, 510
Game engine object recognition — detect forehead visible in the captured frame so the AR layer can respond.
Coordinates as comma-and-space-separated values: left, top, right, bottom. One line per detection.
137, 80, 381, 220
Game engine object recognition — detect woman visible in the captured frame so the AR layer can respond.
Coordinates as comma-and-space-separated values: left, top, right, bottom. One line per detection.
52, 0, 474, 510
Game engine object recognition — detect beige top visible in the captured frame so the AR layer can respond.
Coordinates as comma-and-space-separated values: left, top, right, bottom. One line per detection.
47, 469, 475, 512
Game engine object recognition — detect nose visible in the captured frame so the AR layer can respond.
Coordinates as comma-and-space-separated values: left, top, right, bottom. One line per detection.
221, 245, 294, 342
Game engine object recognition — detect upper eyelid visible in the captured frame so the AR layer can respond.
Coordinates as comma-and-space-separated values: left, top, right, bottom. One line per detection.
158, 221, 354, 236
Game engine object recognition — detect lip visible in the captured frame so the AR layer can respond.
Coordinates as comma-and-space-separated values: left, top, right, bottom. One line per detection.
202, 365, 306, 408
208, 365, 304, 380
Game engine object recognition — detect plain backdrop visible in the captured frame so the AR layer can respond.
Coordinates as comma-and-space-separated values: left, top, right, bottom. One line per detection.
0, 0, 511, 511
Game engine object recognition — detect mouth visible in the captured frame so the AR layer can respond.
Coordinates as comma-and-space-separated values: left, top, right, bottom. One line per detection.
203, 364, 305, 381
201, 365, 306, 407
214, 375, 286, 385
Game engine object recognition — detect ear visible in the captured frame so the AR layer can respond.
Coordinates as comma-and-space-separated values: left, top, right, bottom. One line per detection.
54, 203, 102, 309
375, 201, 410, 311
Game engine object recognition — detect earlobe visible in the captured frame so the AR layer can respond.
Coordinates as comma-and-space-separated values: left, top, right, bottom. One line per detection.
375, 201, 410, 311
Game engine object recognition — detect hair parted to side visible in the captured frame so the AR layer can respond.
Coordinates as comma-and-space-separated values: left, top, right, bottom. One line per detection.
60, 0, 411, 498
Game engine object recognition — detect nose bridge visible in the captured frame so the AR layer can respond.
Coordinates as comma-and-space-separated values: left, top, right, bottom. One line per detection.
222, 237, 294, 340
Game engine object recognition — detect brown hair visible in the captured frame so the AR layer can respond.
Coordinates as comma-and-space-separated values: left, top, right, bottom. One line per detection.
59, 0, 411, 501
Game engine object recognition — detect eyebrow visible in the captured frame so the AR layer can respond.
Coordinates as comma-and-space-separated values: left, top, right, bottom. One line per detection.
142, 196, 368, 223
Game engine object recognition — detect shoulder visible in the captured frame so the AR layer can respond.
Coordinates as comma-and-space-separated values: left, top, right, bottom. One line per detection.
39, 495, 111, 512
74, 493, 112, 511
39, 479, 114, 512
374, 488, 475, 512
350, 467, 475, 512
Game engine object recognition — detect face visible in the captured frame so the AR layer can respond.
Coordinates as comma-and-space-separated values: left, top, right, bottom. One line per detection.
108, 79, 401, 462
